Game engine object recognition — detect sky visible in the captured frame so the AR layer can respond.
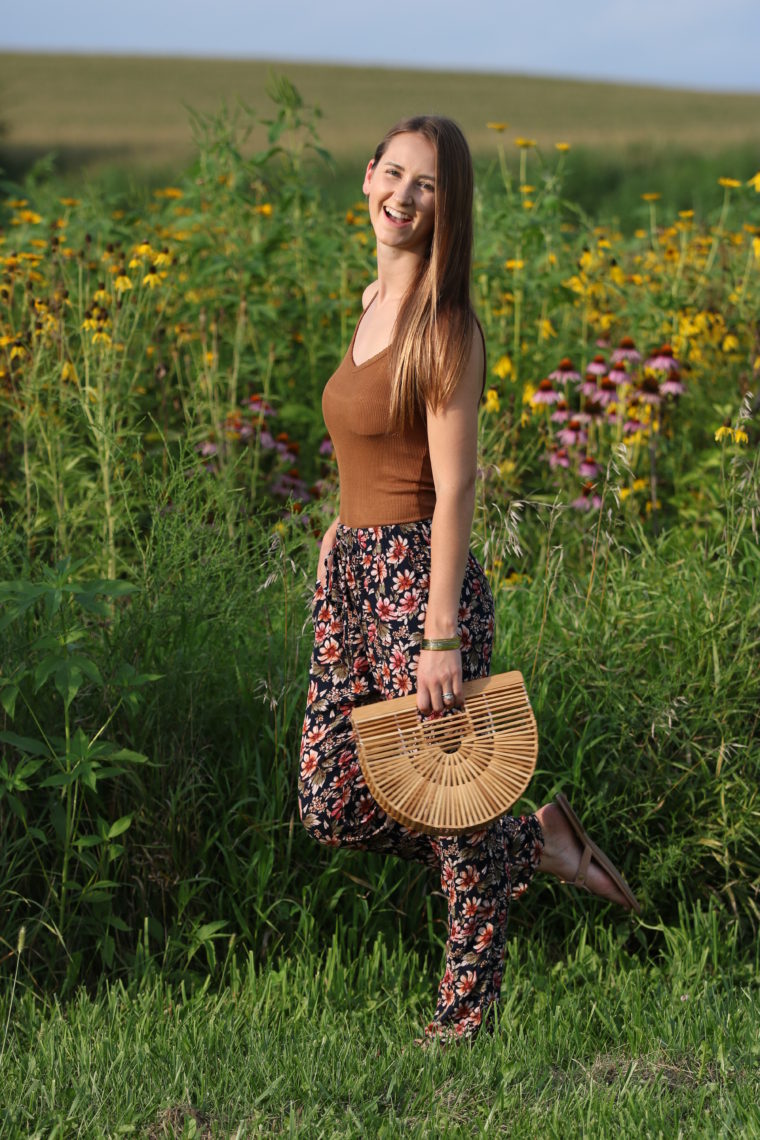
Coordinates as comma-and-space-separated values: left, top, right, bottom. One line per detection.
3, 0, 760, 93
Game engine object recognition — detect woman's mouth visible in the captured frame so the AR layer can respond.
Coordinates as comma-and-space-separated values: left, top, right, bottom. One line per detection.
383, 206, 411, 225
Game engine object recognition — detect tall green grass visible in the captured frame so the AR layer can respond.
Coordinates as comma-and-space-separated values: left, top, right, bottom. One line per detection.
0, 80, 758, 989
1, 911, 758, 1137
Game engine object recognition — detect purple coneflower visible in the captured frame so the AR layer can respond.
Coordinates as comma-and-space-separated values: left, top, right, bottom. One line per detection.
596, 377, 619, 406
571, 482, 602, 511
579, 456, 600, 478
319, 436, 334, 456
660, 371, 686, 397
607, 366, 630, 385
586, 354, 608, 377
550, 399, 571, 423
580, 375, 600, 398
644, 343, 679, 373
547, 446, 571, 469
557, 419, 588, 447
611, 336, 642, 365
637, 376, 662, 405
532, 379, 562, 405
548, 357, 581, 385
197, 440, 217, 457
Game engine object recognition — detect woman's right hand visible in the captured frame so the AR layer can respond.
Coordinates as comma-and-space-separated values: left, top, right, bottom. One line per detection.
317, 517, 340, 587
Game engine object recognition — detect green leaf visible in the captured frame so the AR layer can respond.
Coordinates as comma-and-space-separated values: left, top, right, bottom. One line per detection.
0, 731, 50, 757
107, 814, 133, 839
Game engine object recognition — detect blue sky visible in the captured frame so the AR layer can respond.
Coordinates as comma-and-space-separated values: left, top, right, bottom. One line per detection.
3, 0, 760, 92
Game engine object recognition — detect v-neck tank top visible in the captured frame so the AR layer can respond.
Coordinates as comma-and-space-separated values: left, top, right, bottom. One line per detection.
322, 307, 436, 527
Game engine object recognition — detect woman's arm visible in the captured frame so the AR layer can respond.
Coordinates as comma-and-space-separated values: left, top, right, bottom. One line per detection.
416, 327, 484, 713
317, 515, 340, 587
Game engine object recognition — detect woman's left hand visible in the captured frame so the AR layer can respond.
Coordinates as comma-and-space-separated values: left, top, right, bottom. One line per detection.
416, 648, 463, 714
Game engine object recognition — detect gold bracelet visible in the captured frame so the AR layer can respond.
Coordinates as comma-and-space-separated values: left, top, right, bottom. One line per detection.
420, 636, 461, 651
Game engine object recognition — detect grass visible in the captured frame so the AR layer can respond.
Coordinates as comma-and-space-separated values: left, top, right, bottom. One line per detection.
1, 911, 758, 1137
2, 51, 760, 178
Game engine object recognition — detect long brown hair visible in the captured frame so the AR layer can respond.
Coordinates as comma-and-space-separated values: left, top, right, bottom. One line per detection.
370, 115, 476, 427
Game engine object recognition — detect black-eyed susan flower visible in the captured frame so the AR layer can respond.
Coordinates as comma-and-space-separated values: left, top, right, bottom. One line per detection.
142, 267, 162, 289
484, 388, 500, 413
492, 355, 513, 380
115, 270, 133, 293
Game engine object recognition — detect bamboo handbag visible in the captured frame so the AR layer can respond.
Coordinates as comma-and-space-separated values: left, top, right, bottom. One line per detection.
351, 672, 538, 835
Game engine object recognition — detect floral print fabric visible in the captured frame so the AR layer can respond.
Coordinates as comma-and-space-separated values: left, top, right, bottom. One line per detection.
298, 519, 543, 1042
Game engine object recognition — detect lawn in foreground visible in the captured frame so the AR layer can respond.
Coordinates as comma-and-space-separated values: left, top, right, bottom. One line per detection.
2, 909, 758, 1138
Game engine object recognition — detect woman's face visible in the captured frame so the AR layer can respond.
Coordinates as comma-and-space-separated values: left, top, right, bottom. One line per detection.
363, 132, 436, 257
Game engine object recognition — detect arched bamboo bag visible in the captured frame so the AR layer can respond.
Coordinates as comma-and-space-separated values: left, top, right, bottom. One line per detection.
351, 672, 538, 835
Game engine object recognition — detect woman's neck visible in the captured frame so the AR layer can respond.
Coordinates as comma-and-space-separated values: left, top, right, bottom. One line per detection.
374, 246, 425, 304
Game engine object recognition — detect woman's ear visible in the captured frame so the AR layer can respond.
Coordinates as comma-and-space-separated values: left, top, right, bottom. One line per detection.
362, 159, 375, 196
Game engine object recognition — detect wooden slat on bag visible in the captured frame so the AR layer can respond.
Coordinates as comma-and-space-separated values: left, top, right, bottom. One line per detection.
351, 672, 538, 835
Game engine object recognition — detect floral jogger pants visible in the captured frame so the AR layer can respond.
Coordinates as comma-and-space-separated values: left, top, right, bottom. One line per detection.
298, 519, 543, 1042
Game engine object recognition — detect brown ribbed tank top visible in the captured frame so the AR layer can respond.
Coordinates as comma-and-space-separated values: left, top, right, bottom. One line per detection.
322, 307, 436, 527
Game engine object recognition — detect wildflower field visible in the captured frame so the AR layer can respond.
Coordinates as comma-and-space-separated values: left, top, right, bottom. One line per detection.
1, 77, 759, 1135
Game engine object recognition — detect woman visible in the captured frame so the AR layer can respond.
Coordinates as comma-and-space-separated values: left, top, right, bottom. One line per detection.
298, 116, 638, 1045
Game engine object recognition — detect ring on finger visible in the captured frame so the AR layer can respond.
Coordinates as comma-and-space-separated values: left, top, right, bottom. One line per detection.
442, 691, 455, 703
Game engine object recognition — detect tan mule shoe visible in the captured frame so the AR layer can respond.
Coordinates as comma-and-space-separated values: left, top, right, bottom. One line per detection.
555, 792, 642, 914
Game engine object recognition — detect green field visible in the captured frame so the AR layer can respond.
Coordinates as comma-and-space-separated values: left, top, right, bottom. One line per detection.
3, 51, 760, 174
1, 64, 759, 1137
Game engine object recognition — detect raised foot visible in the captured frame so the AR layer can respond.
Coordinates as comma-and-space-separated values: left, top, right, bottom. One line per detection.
535, 799, 639, 912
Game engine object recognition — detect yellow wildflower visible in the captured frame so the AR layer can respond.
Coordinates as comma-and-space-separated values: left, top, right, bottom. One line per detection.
735, 429, 749, 444
133, 240, 154, 259
93, 285, 111, 305
486, 122, 508, 132
92, 329, 112, 345
14, 209, 42, 224
142, 267, 162, 289
641, 193, 661, 202
154, 186, 184, 199
505, 259, 524, 271
538, 318, 556, 339
514, 138, 536, 148
9, 342, 27, 360
499, 458, 516, 478
718, 177, 741, 188
632, 478, 648, 493
753, 237, 760, 260
59, 197, 80, 207
153, 248, 172, 267
747, 172, 760, 191
115, 272, 133, 293
722, 334, 739, 352
555, 142, 570, 152
492, 355, 514, 380
714, 425, 733, 443
522, 383, 537, 405
484, 388, 501, 413
255, 203, 273, 217
61, 361, 77, 381
618, 487, 631, 501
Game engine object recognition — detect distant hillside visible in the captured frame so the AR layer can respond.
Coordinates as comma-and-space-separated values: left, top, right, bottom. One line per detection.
3, 52, 760, 173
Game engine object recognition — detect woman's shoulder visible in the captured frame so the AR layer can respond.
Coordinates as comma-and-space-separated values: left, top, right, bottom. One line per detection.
361, 280, 379, 311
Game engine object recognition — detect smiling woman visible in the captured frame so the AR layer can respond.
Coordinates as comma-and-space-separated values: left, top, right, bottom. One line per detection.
296, 114, 640, 1047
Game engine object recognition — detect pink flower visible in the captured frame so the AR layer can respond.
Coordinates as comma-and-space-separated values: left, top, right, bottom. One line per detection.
571, 482, 602, 511
392, 569, 416, 592
557, 421, 588, 447
548, 357, 581, 384
607, 366, 630, 384
585, 354, 608, 376
474, 923, 494, 952
580, 376, 600, 398
550, 400, 571, 423
375, 597, 396, 622
644, 344, 679, 372
532, 379, 562, 404
611, 337, 641, 365
547, 447, 571, 469
660, 373, 686, 396
579, 456, 600, 478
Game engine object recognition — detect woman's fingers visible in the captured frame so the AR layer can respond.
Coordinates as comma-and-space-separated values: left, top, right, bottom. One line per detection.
416, 650, 464, 713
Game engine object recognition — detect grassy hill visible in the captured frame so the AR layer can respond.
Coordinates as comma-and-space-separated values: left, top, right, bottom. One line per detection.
3, 51, 760, 177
